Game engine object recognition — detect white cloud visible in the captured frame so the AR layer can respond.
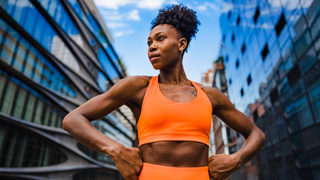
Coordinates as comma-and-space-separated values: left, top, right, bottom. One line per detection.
94, 0, 134, 10
94, 0, 165, 10
100, 9, 140, 21
107, 22, 127, 28
138, 0, 165, 9
128, 9, 140, 20
114, 30, 134, 37
198, 2, 220, 12
100, 10, 123, 20
166, 0, 179, 5
220, 2, 233, 13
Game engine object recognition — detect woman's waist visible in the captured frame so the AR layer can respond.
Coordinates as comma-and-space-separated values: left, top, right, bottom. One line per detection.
139, 141, 209, 167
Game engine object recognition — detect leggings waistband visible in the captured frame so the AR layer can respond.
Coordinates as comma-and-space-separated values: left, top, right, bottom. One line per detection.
142, 162, 208, 171
139, 163, 209, 180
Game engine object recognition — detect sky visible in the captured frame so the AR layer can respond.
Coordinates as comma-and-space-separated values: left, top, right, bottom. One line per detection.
93, 0, 224, 82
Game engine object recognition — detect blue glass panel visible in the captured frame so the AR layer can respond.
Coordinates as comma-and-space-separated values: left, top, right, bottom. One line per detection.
38, 0, 50, 10
23, 4, 38, 34
54, 2, 63, 25
106, 46, 121, 72
299, 47, 317, 74
0, 27, 19, 65
97, 71, 107, 92
24, 46, 37, 78
5, 0, 16, 15
41, 23, 53, 50
307, 75, 320, 123
87, 13, 100, 32
286, 113, 300, 134
48, 0, 57, 17
13, 38, 30, 71
294, 30, 312, 59
295, 95, 314, 129
98, 49, 119, 82
0, 16, 77, 98
291, 133, 304, 150
0, 18, 8, 44
33, 13, 46, 42
12, 0, 29, 25
301, 0, 316, 15
38, 0, 85, 49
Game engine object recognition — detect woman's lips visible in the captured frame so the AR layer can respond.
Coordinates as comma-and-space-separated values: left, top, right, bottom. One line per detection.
150, 55, 160, 62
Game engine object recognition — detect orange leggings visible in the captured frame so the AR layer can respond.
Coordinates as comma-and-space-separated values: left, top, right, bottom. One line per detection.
138, 163, 210, 180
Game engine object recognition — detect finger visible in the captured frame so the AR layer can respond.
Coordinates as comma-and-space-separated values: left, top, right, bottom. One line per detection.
131, 174, 138, 180
208, 156, 216, 162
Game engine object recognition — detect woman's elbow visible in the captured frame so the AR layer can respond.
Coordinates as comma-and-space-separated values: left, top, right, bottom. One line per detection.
62, 113, 74, 131
259, 129, 266, 146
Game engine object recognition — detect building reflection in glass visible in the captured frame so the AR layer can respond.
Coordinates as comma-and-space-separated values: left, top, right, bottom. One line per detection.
219, 0, 320, 179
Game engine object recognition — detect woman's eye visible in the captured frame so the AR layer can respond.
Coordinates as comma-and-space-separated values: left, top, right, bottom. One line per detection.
147, 41, 151, 46
158, 36, 164, 41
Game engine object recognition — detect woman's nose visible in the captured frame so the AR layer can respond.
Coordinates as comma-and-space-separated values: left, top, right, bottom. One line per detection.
149, 46, 157, 52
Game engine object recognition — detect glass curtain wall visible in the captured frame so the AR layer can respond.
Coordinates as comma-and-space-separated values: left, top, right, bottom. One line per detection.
219, 0, 320, 179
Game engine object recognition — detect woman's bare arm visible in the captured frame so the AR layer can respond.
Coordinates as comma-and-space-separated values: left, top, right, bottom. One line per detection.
62, 76, 149, 180
202, 87, 266, 179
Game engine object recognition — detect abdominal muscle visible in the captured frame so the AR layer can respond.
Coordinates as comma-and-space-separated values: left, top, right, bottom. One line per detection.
139, 141, 209, 167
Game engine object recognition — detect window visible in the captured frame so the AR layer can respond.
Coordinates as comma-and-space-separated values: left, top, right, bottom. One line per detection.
240, 88, 244, 97
287, 65, 301, 87
225, 55, 229, 62
241, 43, 246, 54
270, 87, 279, 104
98, 49, 120, 83
1, 2, 81, 73
38, 0, 86, 49
0, 18, 77, 97
229, 78, 232, 85
0, 71, 67, 128
231, 33, 235, 43
261, 44, 269, 61
253, 7, 260, 24
295, 96, 314, 129
0, 123, 67, 167
235, 59, 239, 69
308, 75, 320, 123
275, 13, 286, 36
237, 16, 241, 26
0, 27, 19, 65
247, 74, 252, 86
228, 11, 231, 19
302, 127, 319, 148
291, 133, 304, 150
0, 80, 17, 114
299, 47, 317, 75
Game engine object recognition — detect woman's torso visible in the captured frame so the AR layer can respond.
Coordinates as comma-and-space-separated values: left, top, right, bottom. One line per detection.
130, 75, 212, 167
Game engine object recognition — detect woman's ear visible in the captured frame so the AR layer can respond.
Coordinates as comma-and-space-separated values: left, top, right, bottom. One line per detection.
179, 38, 187, 52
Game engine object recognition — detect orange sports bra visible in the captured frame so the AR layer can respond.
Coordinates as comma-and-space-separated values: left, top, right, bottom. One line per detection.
137, 75, 212, 147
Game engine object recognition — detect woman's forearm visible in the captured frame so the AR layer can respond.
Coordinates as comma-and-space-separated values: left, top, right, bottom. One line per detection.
234, 127, 266, 165
62, 112, 123, 157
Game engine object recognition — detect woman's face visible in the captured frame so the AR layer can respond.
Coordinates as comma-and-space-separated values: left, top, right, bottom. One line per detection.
147, 24, 185, 70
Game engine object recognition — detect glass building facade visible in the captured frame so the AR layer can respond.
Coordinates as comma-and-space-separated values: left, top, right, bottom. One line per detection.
219, 0, 320, 179
0, 0, 134, 179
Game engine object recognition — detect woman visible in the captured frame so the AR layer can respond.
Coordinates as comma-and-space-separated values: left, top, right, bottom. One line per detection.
63, 4, 266, 180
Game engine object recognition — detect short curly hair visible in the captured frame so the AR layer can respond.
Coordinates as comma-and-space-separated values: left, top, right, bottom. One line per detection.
151, 4, 200, 53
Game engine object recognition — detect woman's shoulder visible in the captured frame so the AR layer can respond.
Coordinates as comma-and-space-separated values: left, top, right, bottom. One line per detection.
118, 75, 153, 90
193, 82, 215, 92
193, 82, 223, 97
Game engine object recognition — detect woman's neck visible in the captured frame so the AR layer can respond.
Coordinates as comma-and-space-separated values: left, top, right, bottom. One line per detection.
159, 62, 189, 85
